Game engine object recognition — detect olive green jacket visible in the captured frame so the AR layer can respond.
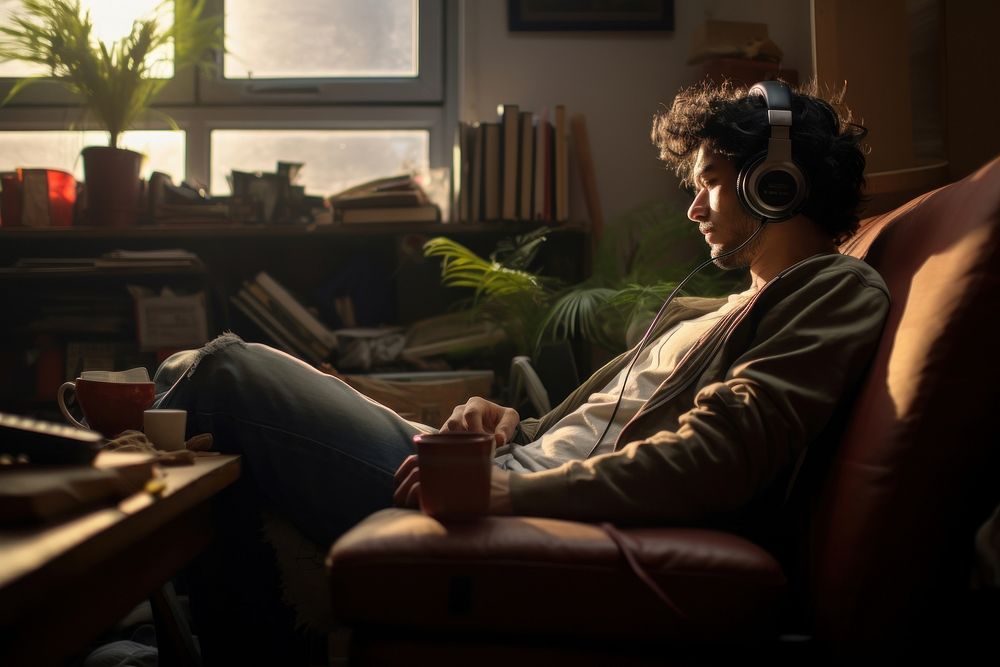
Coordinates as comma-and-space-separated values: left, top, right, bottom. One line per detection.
509, 253, 890, 524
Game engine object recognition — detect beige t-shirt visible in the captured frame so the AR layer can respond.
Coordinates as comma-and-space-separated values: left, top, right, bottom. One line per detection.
498, 289, 755, 473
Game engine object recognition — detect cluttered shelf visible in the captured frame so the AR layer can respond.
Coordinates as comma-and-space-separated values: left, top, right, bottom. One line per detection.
0, 221, 589, 240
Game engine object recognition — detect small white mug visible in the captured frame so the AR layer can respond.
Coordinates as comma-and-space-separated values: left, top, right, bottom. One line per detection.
143, 409, 187, 451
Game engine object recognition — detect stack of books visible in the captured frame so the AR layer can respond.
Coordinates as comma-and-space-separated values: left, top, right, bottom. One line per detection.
230, 272, 339, 365
451, 103, 592, 225
327, 174, 441, 224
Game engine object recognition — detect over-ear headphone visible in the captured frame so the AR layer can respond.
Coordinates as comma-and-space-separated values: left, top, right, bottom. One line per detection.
735, 80, 809, 221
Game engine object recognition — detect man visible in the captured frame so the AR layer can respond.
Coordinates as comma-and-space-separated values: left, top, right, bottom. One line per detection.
391, 80, 886, 525
153, 80, 887, 661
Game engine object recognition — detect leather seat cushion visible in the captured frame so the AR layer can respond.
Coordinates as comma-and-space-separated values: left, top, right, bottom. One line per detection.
327, 508, 786, 640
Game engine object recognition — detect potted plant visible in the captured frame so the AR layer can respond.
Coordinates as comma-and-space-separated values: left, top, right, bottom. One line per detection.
0, 0, 222, 227
423, 202, 746, 358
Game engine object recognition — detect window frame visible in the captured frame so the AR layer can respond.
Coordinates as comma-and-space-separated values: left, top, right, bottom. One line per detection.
199, 0, 443, 105
0, 0, 456, 195
178, 104, 444, 191
0, 0, 196, 106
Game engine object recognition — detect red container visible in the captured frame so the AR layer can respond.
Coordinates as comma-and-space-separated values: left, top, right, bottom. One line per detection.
413, 432, 495, 521
46, 169, 77, 227
0, 169, 76, 227
57, 378, 156, 437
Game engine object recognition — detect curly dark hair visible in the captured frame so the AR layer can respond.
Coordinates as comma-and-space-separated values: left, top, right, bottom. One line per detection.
651, 80, 868, 242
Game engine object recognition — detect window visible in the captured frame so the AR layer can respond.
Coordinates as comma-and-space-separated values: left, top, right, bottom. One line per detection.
211, 129, 428, 195
0, 0, 173, 79
0, 130, 185, 181
0, 0, 452, 199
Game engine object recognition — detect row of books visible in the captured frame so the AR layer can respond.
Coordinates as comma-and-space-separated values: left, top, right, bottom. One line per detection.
230, 272, 340, 366
452, 104, 572, 224
230, 272, 510, 368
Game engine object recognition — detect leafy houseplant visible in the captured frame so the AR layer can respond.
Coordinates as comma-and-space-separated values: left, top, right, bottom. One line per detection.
0, 0, 222, 226
423, 228, 556, 356
424, 202, 746, 359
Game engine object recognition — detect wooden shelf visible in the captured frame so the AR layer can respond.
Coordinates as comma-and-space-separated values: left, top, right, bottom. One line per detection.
0, 221, 587, 240
0, 264, 208, 280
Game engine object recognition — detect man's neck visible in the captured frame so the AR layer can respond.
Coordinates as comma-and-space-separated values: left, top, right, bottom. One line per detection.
749, 216, 837, 288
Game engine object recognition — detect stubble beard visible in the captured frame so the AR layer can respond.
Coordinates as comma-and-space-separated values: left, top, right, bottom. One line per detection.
710, 215, 764, 270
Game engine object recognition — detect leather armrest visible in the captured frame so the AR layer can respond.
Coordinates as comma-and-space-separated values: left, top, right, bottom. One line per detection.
327, 509, 787, 640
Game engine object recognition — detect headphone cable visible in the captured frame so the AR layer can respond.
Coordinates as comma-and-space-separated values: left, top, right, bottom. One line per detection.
586, 219, 768, 458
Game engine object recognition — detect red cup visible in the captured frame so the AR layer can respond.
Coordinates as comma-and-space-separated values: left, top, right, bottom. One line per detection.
46, 169, 77, 227
414, 432, 495, 521
2, 169, 77, 227
57, 378, 156, 437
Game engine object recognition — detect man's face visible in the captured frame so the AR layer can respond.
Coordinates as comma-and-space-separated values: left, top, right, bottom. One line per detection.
686, 145, 763, 270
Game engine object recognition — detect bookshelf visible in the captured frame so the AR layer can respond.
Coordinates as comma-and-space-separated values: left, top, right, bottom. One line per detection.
0, 221, 589, 419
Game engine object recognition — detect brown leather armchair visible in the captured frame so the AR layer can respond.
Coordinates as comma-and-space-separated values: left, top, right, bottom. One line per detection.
326, 156, 1000, 663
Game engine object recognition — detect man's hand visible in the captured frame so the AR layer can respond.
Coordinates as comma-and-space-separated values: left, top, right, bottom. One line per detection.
441, 397, 519, 447
393, 454, 420, 508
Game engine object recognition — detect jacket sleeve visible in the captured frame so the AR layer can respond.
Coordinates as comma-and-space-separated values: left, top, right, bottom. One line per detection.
508, 265, 890, 523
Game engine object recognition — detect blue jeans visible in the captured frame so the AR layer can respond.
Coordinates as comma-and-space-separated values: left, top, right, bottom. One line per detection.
154, 333, 434, 546
154, 334, 440, 663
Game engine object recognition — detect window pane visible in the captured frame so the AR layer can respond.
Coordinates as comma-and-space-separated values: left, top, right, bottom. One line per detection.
0, 131, 185, 181
0, 0, 173, 79
210, 129, 428, 196
224, 0, 416, 79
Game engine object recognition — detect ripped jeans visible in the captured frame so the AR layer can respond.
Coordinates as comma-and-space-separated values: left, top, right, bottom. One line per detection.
153, 333, 433, 546
153, 334, 442, 663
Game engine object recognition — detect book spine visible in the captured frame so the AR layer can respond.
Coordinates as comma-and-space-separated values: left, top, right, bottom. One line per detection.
470, 123, 485, 222
555, 104, 569, 223
254, 272, 339, 348
544, 112, 553, 221
501, 104, 520, 221
519, 111, 534, 221
232, 291, 320, 364
533, 109, 548, 221
483, 123, 501, 222
245, 282, 330, 359
337, 206, 440, 224
452, 122, 467, 223
571, 112, 603, 239
241, 286, 325, 363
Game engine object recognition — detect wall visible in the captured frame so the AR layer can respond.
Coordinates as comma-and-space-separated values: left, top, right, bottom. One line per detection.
460, 0, 814, 228
944, 0, 1000, 181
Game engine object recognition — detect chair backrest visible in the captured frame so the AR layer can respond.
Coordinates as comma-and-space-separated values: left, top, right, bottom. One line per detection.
810, 156, 1000, 640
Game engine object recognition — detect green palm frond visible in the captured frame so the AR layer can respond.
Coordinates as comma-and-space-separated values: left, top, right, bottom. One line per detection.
538, 285, 612, 343
423, 202, 749, 357
424, 236, 546, 302
424, 235, 554, 355
490, 226, 549, 270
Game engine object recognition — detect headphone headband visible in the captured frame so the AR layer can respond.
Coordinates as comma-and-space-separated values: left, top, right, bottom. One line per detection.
736, 80, 808, 221
749, 80, 793, 112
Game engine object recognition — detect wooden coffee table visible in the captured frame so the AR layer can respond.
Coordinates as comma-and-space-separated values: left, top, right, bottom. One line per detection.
0, 453, 240, 666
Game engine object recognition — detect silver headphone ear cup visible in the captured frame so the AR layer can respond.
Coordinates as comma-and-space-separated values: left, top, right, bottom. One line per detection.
744, 80, 811, 221
736, 153, 768, 218
740, 157, 807, 221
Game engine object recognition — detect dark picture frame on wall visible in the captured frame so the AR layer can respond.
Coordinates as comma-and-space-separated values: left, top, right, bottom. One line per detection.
509, 0, 674, 32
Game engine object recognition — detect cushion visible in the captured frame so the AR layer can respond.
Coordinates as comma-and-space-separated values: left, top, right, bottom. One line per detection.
327, 508, 786, 641
814, 155, 1000, 640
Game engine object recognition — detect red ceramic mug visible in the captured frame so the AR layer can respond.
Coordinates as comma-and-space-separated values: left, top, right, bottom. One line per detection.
57, 378, 156, 437
413, 431, 495, 521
